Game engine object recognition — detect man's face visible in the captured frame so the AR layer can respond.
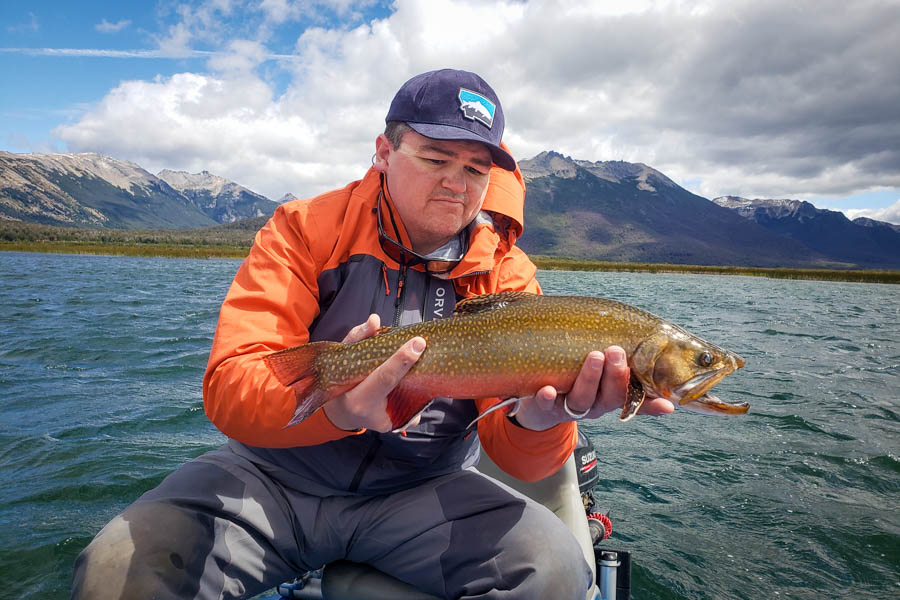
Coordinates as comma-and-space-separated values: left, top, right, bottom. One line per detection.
374, 129, 493, 254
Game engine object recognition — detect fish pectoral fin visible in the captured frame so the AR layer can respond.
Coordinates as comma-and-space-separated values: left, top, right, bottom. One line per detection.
452, 291, 538, 316
286, 388, 330, 427
386, 384, 435, 433
619, 375, 646, 422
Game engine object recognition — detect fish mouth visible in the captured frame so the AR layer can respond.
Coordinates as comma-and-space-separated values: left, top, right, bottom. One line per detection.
672, 354, 749, 415
683, 392, 750, 415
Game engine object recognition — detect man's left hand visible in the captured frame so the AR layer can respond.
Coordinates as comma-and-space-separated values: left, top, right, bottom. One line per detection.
511, 346, 675, 431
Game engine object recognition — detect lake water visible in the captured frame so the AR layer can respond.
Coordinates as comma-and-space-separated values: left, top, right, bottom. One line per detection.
1, 251, 897, 599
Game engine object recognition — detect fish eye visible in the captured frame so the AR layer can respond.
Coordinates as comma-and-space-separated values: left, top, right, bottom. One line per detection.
698, 351, 714, 367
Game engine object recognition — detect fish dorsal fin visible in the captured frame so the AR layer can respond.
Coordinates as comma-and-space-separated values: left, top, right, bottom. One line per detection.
452, 291, 539, 316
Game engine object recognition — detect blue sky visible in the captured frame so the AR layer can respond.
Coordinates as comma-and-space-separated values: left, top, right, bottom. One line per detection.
2, 0, 899, 224
1, 1, 391, 150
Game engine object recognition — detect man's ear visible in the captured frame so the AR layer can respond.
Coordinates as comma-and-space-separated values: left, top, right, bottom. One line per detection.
373, 134, 392, 173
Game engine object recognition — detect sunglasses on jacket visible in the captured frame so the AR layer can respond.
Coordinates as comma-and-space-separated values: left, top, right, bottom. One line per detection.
376, 184, 468, 276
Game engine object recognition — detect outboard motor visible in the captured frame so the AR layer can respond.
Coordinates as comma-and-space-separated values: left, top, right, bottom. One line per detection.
575, 428, 631, 600
574, 427, 599, 501
574, 428, 612, 544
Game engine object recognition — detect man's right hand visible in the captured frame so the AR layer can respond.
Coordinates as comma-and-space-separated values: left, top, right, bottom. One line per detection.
323, 314, 427, 433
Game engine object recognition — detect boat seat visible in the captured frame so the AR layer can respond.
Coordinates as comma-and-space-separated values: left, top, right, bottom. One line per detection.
321, 452, 595, 600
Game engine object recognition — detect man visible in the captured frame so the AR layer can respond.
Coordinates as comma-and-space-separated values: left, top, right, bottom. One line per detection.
73, 69, 673, 599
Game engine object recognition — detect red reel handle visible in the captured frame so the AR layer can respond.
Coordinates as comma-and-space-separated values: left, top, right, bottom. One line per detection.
587, 512, 613, 542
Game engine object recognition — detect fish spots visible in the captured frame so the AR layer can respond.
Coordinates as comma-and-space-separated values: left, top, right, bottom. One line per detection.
285, 294, 741, 414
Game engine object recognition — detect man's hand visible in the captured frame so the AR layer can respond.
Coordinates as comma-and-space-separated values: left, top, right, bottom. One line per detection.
323, 314, 426, 433
511, 346, 675, 431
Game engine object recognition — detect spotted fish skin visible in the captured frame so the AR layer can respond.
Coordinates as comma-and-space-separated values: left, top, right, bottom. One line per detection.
264, 292, 748, 430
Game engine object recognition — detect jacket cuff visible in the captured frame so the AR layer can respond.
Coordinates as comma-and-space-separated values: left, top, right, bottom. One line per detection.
478, 406, 577, 482
501, 415, 576, 456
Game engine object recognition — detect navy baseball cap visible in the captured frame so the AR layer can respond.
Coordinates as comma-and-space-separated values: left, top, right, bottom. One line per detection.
385, 69, 516, 171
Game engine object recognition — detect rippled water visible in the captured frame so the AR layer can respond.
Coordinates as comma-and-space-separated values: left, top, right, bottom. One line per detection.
1, 252, 898, 599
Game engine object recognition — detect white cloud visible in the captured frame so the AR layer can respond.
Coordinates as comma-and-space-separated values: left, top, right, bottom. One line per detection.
0, 47, 208, 59
155, 22, 196, 58
52, 0, 900, 207
258, 0, 296, 25
207, 39, 267, 73
95, 19, 132, 33
259, 0, 381, 23
152, 0, 238, 57
6, 12, 39, 34
845, 200, 900, 225
54, 71, 363, 200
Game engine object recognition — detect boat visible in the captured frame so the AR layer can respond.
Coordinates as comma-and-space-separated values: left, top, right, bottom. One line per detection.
258, 426, 632, 600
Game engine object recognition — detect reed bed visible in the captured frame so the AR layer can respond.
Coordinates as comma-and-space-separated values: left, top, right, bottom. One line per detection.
2, 221, 897, 283
0, 241, 248, 259
532, 256, 900, 284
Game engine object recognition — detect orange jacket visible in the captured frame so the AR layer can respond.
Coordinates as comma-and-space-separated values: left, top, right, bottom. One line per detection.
203, 163, 576, 483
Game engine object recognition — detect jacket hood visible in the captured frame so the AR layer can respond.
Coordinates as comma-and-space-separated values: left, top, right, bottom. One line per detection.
481, 143, 526, 241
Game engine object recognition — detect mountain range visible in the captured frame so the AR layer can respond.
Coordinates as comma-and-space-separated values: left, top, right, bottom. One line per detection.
712, 196, 900, 268
1, 150, 898, 269
0, 152, 278, 229
515, 152, 900, 269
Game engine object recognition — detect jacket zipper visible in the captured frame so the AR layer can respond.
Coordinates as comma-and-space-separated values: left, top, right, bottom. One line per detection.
350, 263, 408, 492
350, 266, 490, 491
450, 269, 491, 280
392, 263, 408, 326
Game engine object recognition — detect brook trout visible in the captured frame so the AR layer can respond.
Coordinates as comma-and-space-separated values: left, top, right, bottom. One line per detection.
265, 292, 748, 431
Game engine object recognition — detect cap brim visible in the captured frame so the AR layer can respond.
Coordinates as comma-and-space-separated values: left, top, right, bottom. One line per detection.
406, 122, 517, 171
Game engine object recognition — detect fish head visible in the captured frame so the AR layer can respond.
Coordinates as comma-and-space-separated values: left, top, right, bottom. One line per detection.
630, 325, 748, 415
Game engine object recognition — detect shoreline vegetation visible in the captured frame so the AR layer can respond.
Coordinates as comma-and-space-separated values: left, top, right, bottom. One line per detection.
2, 220, 898, 284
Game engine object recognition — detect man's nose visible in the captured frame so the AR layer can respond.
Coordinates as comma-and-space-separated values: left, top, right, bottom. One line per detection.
441, 167, 467, 194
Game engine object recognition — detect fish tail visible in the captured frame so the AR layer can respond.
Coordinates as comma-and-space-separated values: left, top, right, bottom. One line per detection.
264, 342, 339, 427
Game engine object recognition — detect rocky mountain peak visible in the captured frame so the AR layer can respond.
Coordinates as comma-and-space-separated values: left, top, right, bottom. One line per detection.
0, 151, 278, 228
579, 159, 676, 192
714, 197, 839, 222
155, 168, 275, 223
10, 152, 159, 193
519, 152, 676, 193
853, 216, 900, 233
157, 169, 232, 196
519, 151, 580, 179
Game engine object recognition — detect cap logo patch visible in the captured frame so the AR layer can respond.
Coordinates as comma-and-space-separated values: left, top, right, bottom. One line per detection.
458, 88, 495, 129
